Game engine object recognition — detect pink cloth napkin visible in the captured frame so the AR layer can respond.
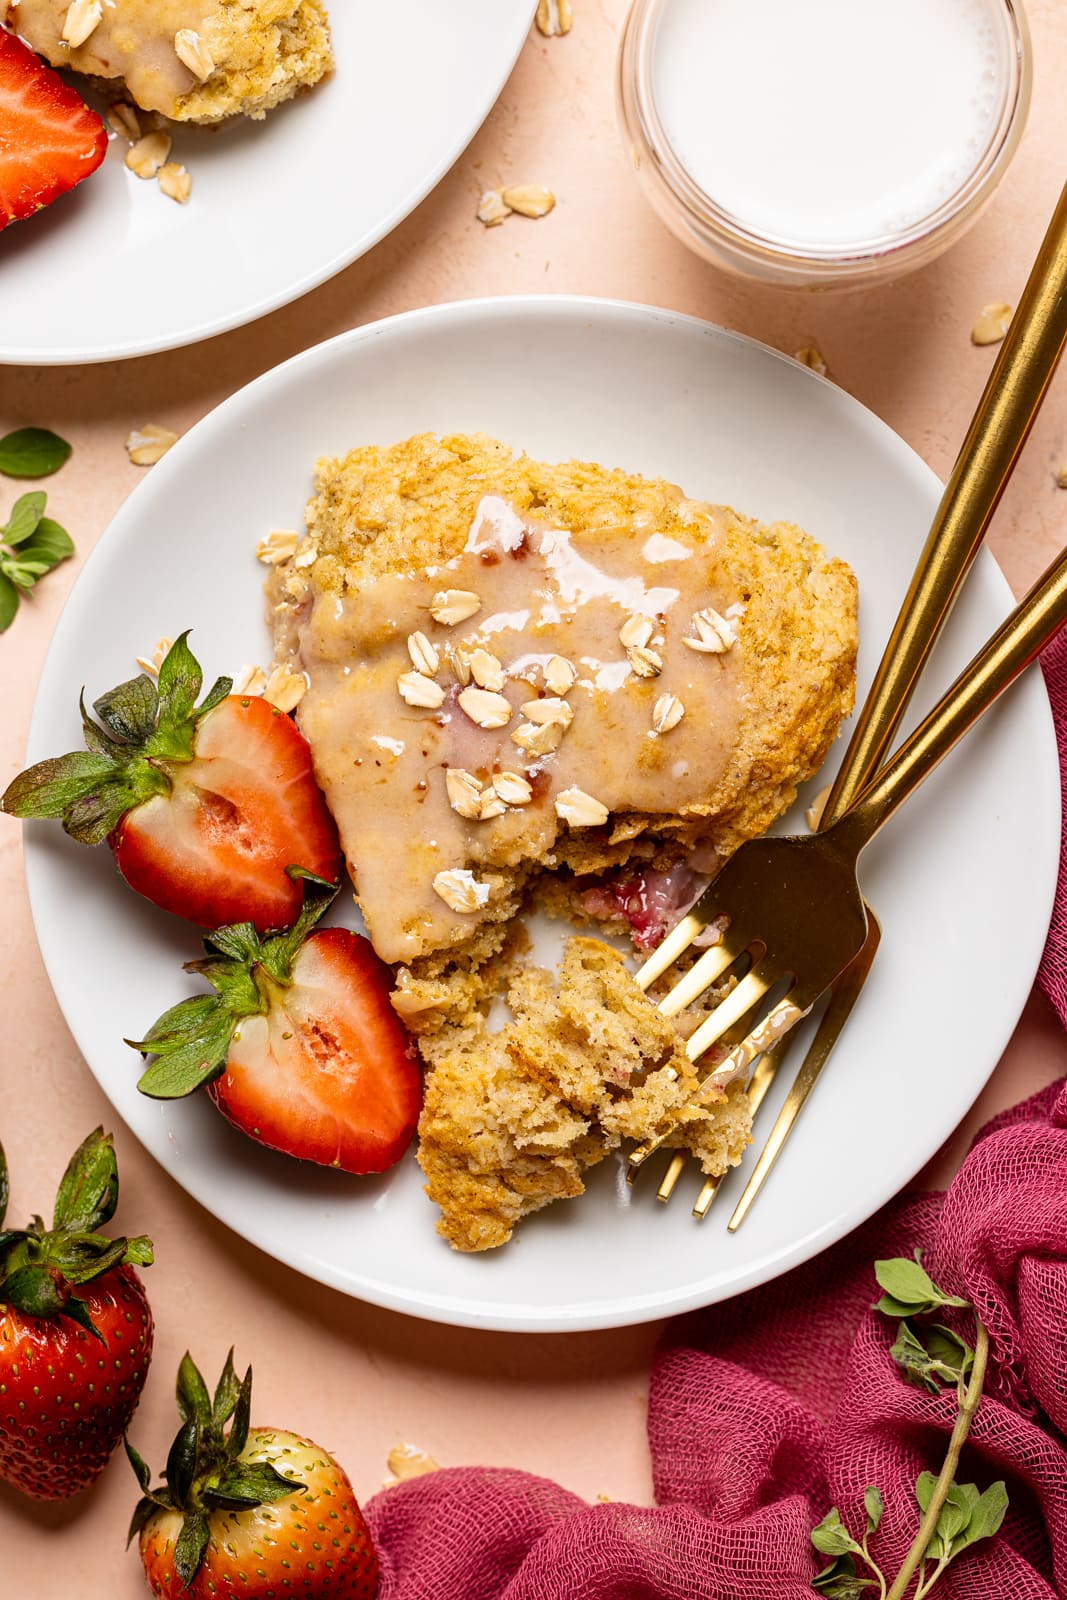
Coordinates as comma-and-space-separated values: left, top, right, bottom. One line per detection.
366, 632, 1067, 1600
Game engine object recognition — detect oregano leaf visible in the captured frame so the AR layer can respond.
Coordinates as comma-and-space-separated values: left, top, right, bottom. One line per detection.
864, 1486, 884, 1536
811, 1507, 864, 1559
0, 571, 17, 631
874, 1256, 968, 1316
0, 428, 72, 478
1, 490, 46, 545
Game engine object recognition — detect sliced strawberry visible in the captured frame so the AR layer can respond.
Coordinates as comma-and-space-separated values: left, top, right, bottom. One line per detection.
128, 876, 421, 1175
1, 632, 341, 933
0, 29, 107, 231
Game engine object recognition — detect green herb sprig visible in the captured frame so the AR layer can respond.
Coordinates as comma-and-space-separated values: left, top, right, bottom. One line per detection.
810, 1254, 1006, 1600
0, 427, 72, 479
0, 491, 75, 631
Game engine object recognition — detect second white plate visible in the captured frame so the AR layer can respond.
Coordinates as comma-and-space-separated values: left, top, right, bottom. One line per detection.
0, 1, 534, 364
22, 297, 1060, 1329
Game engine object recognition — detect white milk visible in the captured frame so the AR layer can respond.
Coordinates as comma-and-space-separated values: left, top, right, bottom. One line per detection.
651, 0, 1011, 252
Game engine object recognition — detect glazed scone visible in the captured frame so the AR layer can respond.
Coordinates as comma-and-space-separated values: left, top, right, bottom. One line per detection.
5, 0, 332, 122
269, 432, 859, 1250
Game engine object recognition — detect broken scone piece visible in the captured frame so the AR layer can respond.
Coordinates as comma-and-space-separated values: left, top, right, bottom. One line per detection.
269, 432, 858, 1251
6, 0, 332, 121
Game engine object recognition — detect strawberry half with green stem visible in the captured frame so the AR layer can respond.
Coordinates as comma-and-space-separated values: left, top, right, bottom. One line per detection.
0, 1127, 154, 1499
1, 632, 340, 934
128, 873, 421, 1174
0, 29, 107, 231
128, 1350, 379, 1599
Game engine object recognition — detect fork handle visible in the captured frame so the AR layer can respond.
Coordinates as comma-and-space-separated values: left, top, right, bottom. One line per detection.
823, 178, 1067, 827
834, 540, 1067, 853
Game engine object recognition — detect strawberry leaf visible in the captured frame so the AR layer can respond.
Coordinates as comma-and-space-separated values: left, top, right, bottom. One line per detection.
1, 751, 117, 820
176, 1352, 213, 1428
47, 1232, 128, 1284
174, 1506, 211, 1587
155, 630, 203, 727
166, 1417, 200, 1507
209, 1460, 302, 1508
94, 673, 159, 745
125, 1436, 152, 1495
228, 1364, 253, 1459
52, 1126, 119, 1233
123, 1235, 155, 1267
131, 999, 237, 1099
0, 427, 72, 478
212, 1348, 242, 1427
0, 1139, 7, 1229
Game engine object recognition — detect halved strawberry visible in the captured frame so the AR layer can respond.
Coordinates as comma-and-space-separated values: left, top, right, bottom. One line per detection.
0, 29, 107, 231
128, 875, 421, 1175
2, 633, 341, 933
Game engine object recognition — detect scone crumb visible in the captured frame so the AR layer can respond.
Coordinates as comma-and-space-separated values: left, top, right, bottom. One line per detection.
1055, 461, 1067, 490
536, 0, 573, 35
158, 162, 191, 204
433, 869, 491, 913
125, 132, 171, 180
555, 787, 609, 827
972, 302, 1012, 346
126, 424, 179, 465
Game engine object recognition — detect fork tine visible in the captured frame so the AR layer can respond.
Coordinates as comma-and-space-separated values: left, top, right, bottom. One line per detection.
633, 909, 706, 988
655, 934, 749, 1017
656, 1152, 688, 1201
683, 957, 778, 1060
630, 991, 809, 1167
690, 1036, 791, 1217
726, 917, 881, 1229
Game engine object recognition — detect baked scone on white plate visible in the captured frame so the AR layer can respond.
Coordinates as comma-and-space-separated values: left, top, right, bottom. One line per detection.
5, 0, 332, 121
267, 432, 859, 1251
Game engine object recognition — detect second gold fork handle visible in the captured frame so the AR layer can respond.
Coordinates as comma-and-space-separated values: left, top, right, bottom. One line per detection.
837, 538, 1067, 854
823, 177, 1067, 830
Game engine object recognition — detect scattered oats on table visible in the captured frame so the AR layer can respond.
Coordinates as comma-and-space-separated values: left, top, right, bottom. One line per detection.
135, 636, 174, 675
501, 184, 556, 219
971, 302, 1013, 346
126, 424, 179, 466
1054, 461, 1067, 490
477, 188, 513, 227
536, 0, 573, 36
794, 344, 828, 377
382, 1442, 441, 1488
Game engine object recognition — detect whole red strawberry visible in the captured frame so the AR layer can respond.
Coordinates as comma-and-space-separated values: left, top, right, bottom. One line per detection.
128, 874, 421, 1175
1, 631, 341, 934
0, 1127, 154, 1499
128, 1351, 379, 1599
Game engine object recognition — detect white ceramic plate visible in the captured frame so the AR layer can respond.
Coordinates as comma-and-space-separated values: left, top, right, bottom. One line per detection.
22, 297, 1059, 1331
0, 2, 534, 365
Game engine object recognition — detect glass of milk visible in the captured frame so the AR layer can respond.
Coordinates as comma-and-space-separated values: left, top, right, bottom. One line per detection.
617, 0, 1032, 287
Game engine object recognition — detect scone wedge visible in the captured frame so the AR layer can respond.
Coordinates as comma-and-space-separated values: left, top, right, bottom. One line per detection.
268, 432, 859, 1250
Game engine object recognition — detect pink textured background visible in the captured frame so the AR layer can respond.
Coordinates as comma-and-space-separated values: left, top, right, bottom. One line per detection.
1, 2, 1067, 1591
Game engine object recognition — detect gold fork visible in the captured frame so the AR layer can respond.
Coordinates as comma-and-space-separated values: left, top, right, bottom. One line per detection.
628, 529, 1067, 1176
639, 177, 1067, 1217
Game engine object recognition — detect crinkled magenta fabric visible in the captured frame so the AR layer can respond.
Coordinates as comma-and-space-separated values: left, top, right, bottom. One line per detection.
365, 642, 1067, 1600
